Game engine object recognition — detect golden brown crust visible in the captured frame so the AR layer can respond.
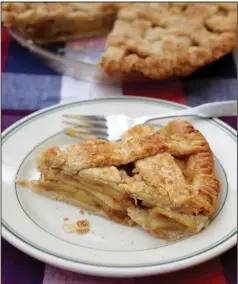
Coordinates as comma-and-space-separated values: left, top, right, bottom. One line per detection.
37, 120, 211, 173
37, 130, 168, 174
17, 120, 220, 241
184, 151, 220, 215
126, 120, 219, 216
126, 153, 191, 208
124, 120, 220, 240
37, 120, 219, 217
99, 3, 237, 79
158, 119, 210, 156
3, 3, 236, 79
127, 151, 219, 216
2, 3, 120, 44
121, 124, 154, 140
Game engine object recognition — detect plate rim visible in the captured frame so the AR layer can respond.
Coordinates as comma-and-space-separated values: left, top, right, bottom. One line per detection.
2, 96, 237, 139
2, 96, 237, 277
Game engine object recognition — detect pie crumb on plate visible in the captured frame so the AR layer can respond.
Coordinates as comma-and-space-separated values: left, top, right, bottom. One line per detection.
62, 220, 90, 234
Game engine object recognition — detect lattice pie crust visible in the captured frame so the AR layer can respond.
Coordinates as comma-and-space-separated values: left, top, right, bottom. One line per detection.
2, 3, 237, 79
17, 120, 220, 241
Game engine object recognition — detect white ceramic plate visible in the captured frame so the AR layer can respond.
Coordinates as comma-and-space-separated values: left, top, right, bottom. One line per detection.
2, 97, 237, 277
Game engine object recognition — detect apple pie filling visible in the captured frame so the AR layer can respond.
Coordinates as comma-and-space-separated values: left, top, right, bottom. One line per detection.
17, 120, 220, 241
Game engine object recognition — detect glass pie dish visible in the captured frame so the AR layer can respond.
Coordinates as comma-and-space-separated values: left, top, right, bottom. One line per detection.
8, 29, 150, 84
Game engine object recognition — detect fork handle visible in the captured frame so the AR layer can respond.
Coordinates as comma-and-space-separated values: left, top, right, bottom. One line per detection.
143, 100, 237, 123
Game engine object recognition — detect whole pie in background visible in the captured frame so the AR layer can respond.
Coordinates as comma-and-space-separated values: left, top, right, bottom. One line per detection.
2, 2, 237, 80
17, 120, 220, 241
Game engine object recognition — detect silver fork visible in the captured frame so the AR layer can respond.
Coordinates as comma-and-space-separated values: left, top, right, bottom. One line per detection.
63, 100, 237, 141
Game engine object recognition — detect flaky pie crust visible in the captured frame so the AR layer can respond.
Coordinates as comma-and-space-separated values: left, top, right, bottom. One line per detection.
2, 3, 236, 79
99, 3, 237, 79
2, 3, 121, 44
17, 120, 220, 241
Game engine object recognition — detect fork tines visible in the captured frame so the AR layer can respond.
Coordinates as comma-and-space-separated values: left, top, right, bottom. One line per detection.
63, 114, 108, 140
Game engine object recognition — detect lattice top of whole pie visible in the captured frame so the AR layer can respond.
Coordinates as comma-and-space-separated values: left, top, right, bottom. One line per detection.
2, 3, 236, 79
100, 3, 237, 79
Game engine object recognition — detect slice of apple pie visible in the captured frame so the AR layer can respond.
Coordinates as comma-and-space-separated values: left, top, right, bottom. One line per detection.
17, 120, 220, 240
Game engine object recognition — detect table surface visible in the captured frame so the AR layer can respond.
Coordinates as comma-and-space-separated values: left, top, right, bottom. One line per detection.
2, 27, 237, 284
